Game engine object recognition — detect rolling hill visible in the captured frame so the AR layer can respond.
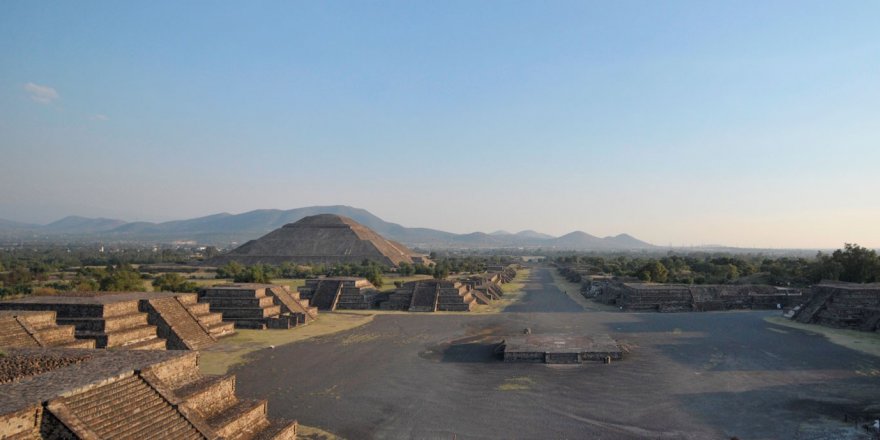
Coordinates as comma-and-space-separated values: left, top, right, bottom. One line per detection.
0, 206, 656, 250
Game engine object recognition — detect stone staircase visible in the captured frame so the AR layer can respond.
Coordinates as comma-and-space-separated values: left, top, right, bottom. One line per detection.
143, 352, 298, 440
51, 373, 203, 440
0, 311, 96, 349
435, 282, 477, 312
309, 281, 344, 311
201, 284, 296, 329
267, 286, 317, 323
409, 283, 439, 312
143, 296, 221, 350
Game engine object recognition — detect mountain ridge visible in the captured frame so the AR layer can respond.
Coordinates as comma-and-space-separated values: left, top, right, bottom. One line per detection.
0, 206, 656, 250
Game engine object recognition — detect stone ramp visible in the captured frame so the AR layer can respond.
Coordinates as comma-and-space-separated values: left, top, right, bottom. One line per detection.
310, 281, 343, 311
409, 282, 438, 312
267, 286, 318, 322
52, 373, 203, 440
143, 296, 217, 350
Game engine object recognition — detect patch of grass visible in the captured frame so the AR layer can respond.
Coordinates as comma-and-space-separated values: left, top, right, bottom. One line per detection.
199, 312, 375, 375
765, 317, 880, 358
297, 425, 345, 440
496, 376, 535, 391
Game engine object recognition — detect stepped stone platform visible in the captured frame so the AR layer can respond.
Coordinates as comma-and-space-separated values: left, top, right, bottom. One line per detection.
597, 282, 802, 312
0, 311, 96, 349
201, 284, 317, 329
793, 281, 880, 332
0, 292, 234, 350
0, 348, 297, 439
382, 280, 478, 312
298, 277, 379, 311
500, 334, 623, 364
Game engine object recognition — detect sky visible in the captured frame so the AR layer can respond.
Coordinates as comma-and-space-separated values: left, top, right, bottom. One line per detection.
1, 1, 878, 249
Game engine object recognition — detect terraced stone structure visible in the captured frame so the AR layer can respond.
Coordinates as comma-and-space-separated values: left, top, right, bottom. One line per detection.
382, 280, 478, 312
297, 277, 379, 310
598, 282, 802, 312
208, 214, 424, 267
201, 284, 317, 329
500, 334, 623, 364
0, 311, 95, 349
793, 281, 880, 332
0, 292, 234, 350
0, 348, 297, 439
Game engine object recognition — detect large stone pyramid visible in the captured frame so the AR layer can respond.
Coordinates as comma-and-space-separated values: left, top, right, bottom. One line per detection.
209, 214, 419, 267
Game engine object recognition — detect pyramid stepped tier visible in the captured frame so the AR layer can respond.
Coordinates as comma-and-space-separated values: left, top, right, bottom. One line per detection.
176, 294, 238, 339
435, 281, 477, 312
207, 213, 426, 267
201, 284, 301, 329
0, 311, 96, 349
794, 282, 880, 332
0, 294, 167, 350
0, 348, 298, 439
307, 281, 343, 310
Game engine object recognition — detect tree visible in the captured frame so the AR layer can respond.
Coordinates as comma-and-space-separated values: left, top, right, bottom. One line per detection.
216, 261, 245, 279
638, 261, 669, 283
100, 264, 145, 291
152, 273, 198, 293
831, 243, 880, 283
234, 264, 271, 284
365, 267, 383, 288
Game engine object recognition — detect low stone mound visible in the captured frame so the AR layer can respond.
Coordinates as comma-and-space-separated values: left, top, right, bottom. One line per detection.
298, 277, 378, 311
597, 282, 802, 312
201, 283, 316, 329
500, 334, 623, 364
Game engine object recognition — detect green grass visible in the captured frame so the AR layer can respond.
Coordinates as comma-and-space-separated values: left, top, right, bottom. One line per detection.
199, 312, 375, 375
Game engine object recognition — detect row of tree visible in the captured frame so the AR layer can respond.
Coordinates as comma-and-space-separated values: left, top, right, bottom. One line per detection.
556, 243, 880, 285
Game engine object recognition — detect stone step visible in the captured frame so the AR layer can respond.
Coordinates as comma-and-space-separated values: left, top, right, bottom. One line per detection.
57, 312, 149, 332
55, 338, 97, 349
33, 325, 76, 344
193, 310, 225, 326
229, 319, 268, 330
118, 337, 167, 350
186, 302, 212, 315
203, 289, 269, 299
207, 399, 269, 440
207, 296, 277, 308
79, 323, 159, 348
207, 321, 236, 338
14, 311, 57, 328
4, 428, 41, 440
212, 306, 282, 319
175, 374, 238, 419
252, 419, 299, 440
175, 293, 200, 305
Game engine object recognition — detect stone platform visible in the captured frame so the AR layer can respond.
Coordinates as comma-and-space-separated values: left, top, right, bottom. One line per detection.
0, 348, 297, 439
500, 334, 622, 364
0, 291, 234, 350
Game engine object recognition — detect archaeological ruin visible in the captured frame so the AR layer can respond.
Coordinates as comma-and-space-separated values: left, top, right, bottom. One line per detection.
0, 292, 235, 350
0, 348, 297, 439
793, 281, 880, 332
500, 334, 623, 364
200, 283, 318, 329
381, 280, 478, 312
207, 214, 426, 267
590, 281, 802, 312
297, 277, 380, 311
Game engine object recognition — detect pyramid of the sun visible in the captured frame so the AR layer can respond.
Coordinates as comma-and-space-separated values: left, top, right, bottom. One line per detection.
210, 214, 420, 267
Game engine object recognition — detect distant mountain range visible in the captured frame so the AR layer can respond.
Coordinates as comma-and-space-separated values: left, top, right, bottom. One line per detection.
0, 205, 656, 250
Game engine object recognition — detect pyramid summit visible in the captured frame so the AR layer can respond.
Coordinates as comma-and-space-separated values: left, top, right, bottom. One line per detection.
209, 214, 423, 267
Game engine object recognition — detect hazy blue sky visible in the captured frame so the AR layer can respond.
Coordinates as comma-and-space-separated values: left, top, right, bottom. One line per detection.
1, 1, 878, 248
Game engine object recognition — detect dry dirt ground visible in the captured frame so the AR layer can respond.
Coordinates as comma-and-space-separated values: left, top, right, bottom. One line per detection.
231, 267, 880, 440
